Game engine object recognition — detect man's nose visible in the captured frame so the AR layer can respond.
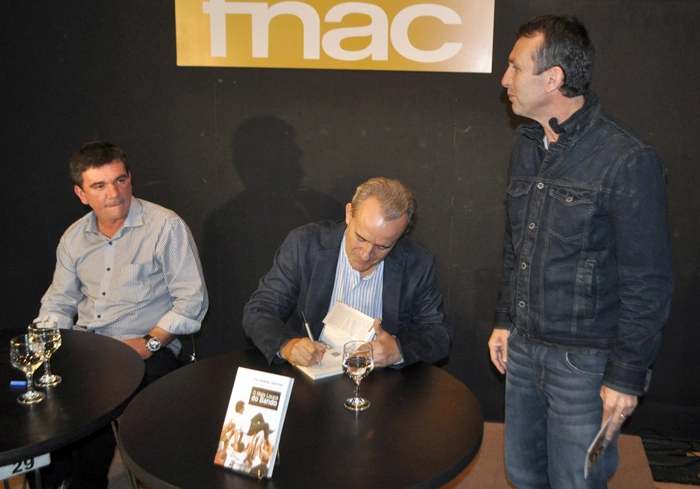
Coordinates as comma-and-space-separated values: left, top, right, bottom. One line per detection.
501, 67, 512, 87
360, 243, 374, 261
106, 183, 119, 198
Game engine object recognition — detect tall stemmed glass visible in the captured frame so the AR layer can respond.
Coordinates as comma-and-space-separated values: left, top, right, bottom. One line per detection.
10, 334, 46, 404
29, 320, 62, 386
342, 341, 374, 411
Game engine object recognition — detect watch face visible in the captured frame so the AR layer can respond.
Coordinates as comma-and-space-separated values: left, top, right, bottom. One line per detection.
147, 337, 161, 352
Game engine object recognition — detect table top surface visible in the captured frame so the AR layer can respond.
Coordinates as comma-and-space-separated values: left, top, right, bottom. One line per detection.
0, 328, 145, 465
119, 349, 483, 489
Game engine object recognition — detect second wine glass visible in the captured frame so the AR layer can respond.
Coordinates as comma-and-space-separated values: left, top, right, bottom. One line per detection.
10, 334, 46, 404
342, 340, 374, 411
29, 320, 62, 386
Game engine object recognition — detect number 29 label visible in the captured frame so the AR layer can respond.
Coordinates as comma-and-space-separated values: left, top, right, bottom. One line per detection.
0, 454, 51, 479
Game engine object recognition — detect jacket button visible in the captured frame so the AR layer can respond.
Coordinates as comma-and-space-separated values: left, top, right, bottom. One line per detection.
518, 301, 526, 308
528, 222, 536, 229
537, 182, 544, 189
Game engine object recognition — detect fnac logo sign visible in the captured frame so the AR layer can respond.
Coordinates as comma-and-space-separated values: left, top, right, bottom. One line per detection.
175, 0, 494, 72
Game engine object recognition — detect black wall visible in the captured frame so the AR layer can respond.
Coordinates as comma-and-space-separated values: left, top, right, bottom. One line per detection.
2, 1, 699, 439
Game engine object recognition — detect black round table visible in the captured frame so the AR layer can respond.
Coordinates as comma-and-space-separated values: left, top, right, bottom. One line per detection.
0, 328, 145, 466
119, 349, 483, 489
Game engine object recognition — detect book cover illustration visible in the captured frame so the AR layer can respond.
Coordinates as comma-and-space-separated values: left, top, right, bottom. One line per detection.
214, 367, 294, 479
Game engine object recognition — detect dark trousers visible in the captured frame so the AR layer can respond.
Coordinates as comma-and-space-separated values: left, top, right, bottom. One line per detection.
30, 347, 177, 489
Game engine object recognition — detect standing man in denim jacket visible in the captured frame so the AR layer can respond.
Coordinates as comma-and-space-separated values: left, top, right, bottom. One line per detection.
488, 15, 673, 489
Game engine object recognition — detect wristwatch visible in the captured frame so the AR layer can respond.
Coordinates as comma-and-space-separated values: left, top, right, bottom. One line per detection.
143, 334, 162, 352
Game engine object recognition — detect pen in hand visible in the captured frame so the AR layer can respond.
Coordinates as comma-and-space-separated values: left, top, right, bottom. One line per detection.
301, 311, 323, 368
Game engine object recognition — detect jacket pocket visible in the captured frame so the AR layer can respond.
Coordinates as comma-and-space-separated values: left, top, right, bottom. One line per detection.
547, 186, 595, 241
506, 179, 533, 247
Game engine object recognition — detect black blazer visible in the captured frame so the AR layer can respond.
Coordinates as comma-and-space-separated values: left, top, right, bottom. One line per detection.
242, 221, 451, 366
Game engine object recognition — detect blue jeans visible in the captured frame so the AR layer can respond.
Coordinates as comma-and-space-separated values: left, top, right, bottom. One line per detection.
505, 331, 619, 489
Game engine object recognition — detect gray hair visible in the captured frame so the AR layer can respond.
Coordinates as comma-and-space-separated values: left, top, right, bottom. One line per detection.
351, 177, 416, 228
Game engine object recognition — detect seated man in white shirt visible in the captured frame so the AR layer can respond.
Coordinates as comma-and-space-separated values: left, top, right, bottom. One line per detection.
34, 141, 208, 489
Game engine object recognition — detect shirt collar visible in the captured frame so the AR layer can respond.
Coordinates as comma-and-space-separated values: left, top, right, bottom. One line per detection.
123, 197, 143, 229
339, 231, 382, 281
86, 196, 143, 236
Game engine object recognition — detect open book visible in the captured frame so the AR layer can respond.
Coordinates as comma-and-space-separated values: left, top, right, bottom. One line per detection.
214, 367, 294, 479
296, 302, 376, 380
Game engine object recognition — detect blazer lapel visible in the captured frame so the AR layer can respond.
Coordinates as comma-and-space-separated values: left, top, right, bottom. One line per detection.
305, 223, 345, 337
381, 242, 406, 335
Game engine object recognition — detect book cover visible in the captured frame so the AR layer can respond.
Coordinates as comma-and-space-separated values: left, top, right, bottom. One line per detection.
296, 302, 376, 380
214, 367, 294, 479
584, 414, 614, 479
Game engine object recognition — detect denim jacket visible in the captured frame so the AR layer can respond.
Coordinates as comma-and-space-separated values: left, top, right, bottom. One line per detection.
494, 91, 673, 396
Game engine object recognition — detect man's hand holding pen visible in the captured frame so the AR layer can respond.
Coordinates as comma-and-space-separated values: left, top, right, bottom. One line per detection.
280, 337, 326, 367
281, 310, 326, 367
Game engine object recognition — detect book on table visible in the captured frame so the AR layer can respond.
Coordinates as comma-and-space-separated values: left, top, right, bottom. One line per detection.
296, 301, 376, 380
214, 367, 294, 479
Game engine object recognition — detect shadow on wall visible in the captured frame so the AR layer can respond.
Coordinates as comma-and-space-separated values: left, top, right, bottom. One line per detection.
200, 116, 344, 357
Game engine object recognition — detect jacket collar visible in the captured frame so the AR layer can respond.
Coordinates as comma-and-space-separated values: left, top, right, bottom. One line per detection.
517, 90, 602, 146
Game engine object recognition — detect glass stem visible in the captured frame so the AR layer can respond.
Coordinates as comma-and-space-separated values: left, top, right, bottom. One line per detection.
43, 358, 52, 378
25, 372, 36, 395
354, 381, 361, 400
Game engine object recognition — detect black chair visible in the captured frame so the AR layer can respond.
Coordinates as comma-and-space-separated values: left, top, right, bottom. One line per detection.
176, 334, 197, 368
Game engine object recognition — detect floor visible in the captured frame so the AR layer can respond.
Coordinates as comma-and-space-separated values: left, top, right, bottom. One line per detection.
6, 446, 698, 489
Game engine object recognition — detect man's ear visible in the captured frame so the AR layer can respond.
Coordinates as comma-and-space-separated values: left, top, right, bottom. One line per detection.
345, 203, 353, 225
74, 185, 88, 205
546, 66, 565, 93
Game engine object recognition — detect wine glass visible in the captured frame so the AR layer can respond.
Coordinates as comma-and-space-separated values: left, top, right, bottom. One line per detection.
342, 340, 374, 411
29, 320, 62, 386
10, 334, 46, 404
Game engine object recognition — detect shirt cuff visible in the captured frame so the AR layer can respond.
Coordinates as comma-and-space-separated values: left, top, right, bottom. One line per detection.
392, 335, 405, 366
